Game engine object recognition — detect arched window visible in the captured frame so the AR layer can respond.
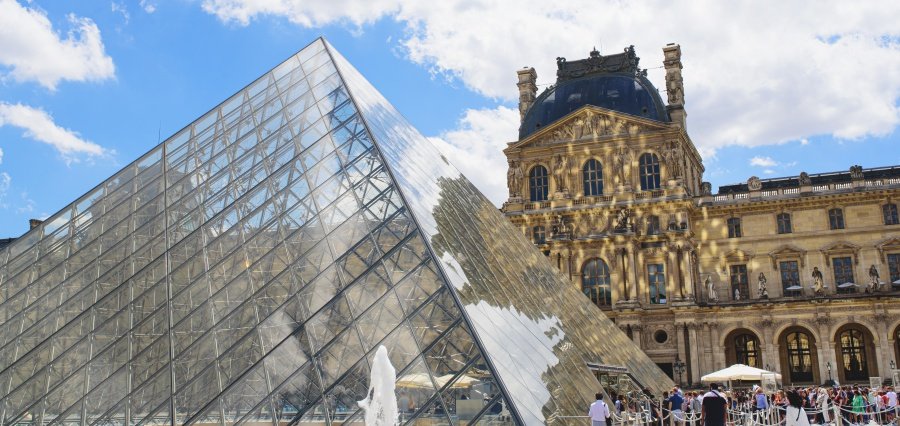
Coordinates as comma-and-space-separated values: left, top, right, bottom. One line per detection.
583, 159, 603, 196
733, 333, 760, 368
785, 331, 814, 383
529, 165, 549, 202
639, 153, 661, 191
532, 226, 546, 245
582, 258, 612, 307
838, 328, 869, 382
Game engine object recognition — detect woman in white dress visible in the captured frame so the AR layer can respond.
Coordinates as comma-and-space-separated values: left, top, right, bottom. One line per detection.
816, 387, 831, 424
786, 391, 811, 426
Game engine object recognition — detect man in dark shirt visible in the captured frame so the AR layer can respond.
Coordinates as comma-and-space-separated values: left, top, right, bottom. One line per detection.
701, 383, 728, 426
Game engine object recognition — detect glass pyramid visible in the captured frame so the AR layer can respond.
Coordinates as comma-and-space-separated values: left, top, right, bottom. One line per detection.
0, 38, 672, 425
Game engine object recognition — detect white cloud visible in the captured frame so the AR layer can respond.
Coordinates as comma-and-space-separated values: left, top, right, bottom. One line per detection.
15, 191, 35, 214
0, 172, 11, 209
201, 0, 400, 27
139, 0, 157, 13
111, 2, 130, 24
0, 147, 4, 165
750, 156, 778, 167
0, 0, 115, 90
428, 106, 519, 205
201, 0, 900, 201
0, 102, 110, 163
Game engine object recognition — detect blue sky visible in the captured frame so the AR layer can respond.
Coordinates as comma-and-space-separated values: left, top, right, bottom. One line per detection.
1, 0, 899, 236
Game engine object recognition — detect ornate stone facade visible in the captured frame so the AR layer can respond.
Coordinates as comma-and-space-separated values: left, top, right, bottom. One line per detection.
502, 44, 900, 387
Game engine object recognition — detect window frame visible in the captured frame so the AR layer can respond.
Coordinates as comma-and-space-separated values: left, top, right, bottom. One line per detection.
838, 328, 869, 382
776, 212, 793, 234
646, 215, 661, 235
647, 263, 667, 304
888, 253, 900, 283
734, 333, 760, 368
832, 256, 855, 293
532, 225, 546, 245
785, 331, 814, 383
828, 208, 845, 230
727, 217, 742, 238
780, 260, 801, 296
582, 159, 604, 197
638, 153, 661, 191
529, 165, 549, 202
884, 203, 899, 225
729, 264, 749, 300
582, 258, 612, 307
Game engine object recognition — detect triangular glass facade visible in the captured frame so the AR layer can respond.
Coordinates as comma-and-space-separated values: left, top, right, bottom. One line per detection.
0, 38, 671, 426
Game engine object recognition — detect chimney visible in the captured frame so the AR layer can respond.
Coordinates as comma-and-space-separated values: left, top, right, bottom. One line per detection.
517, 67, 537, 122
29, 219, 43, 230
662, 43, 687, 128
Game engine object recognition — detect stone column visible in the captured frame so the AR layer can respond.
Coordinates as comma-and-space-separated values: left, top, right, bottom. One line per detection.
675, 323, 688, 384
665, 247, 678, 302
662, 43, 687, 128
631, 324, 644, 350
689, 323, 702, 383
874, 313, 890, 377
627, 245, 639, 301
701, 323, 713, 375
680, 248, 694, 300
710, 323, 724, 370
815, 317, 835, 383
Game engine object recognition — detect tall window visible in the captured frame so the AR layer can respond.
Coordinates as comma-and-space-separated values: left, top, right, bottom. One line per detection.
648, 263, 666, 304
885, 203, 899, 225
646, 215, 661, 235
639, 153, 661, 191
780, 260, 801, 295
529, 165, 549, 202
734, 333, 760, 368
583, 159, 603, 196
833, 256, 855, 293
839, 329, 869, 381
777, 213, 793, 234
582, 258, 612, 307
888, 253, 900, 283
730, 264, 749, 300
532, 226, 546, 245
828, 208, 845, 230
786, 331, 814, 383
727, 217, 742, 238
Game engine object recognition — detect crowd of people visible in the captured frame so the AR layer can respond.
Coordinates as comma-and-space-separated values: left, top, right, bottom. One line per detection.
589, 383, 900, 426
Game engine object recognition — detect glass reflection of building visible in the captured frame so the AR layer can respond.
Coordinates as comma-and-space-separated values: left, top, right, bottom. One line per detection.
0, 38, 671, 426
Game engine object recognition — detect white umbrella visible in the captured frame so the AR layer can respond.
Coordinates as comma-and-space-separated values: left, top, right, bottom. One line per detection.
701, 364, 782, 383
892, 279, 900, 285
838, 282, 857, 288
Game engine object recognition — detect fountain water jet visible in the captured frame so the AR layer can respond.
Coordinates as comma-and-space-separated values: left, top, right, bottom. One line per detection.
358, 345, 399, 426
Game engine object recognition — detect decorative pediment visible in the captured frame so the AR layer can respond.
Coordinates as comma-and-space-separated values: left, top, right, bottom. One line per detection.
820, 241, 861, 264
768, 244, 806, 269
724, 249, 753, 262
510, 105, 672, 150
721, 249, 753, 270
876, 237, 900, 262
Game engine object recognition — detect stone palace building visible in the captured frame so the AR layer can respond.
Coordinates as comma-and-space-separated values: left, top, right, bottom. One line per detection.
501, 44, 900, 387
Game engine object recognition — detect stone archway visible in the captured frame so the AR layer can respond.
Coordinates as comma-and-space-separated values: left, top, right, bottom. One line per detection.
724, 328, 762, 368
833, 323, 878, 384
778, 326, 820, 385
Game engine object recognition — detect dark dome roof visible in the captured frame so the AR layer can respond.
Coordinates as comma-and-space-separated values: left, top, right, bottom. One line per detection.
519, 73, 670, 139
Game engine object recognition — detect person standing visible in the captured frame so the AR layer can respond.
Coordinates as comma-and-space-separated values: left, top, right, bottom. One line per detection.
668, 387, 685, 425
785, 391, 811, 426
589, 393, 611, 426
701, 383, 728, 426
